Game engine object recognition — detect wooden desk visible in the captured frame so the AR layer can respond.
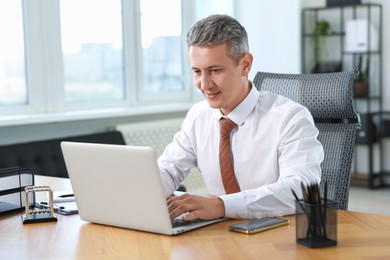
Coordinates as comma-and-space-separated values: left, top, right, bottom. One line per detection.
1, 177, 390, 259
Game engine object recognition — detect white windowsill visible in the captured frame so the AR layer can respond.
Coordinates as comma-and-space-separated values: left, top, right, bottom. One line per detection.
0, 103, 194, 128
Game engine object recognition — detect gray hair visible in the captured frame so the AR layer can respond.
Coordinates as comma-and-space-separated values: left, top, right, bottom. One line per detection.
186, 14, 249, 64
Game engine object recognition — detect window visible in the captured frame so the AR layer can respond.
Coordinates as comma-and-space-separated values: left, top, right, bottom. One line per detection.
60, 0, 124, 103
0, 1, 27, 106
140, 0, 183, 94
0, 0, 234, 120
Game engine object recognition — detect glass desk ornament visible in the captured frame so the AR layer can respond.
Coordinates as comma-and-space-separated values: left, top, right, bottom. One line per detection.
22, 186, 57, 224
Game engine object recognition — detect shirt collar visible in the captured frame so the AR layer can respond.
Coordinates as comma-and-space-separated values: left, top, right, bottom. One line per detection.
216, 83, 259, 126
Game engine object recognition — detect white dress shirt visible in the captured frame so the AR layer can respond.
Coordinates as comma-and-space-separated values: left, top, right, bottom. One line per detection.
158, 86, 323, 218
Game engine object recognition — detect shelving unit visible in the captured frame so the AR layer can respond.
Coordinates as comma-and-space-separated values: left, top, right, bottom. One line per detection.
301, 3, 385, 188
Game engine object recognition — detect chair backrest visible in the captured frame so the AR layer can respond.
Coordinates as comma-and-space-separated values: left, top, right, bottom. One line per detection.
253, 70, 359, 210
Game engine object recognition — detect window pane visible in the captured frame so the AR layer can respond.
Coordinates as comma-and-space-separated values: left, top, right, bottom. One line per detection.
0, 1, 27, 106
60, 0, 124, 103
140, 0, 183, 93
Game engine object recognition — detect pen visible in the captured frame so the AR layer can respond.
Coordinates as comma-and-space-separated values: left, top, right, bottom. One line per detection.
291, 188, 306, 213
301, 182, 309, 203
291, 189, 300, 202
58, 194, 74, 198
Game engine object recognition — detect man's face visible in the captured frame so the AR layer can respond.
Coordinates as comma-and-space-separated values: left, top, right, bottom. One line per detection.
189, 43, 252, 115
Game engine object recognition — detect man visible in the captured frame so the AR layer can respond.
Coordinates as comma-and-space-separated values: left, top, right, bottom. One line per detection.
158, 14, 323, 221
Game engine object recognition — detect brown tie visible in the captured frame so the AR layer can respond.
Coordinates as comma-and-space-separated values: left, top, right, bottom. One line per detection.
219, 118, 240, 194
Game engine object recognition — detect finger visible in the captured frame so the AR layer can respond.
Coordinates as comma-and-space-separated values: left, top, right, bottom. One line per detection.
168, 195, 198, 219
167, 193, 189, 204
182, 210, 200, 221
167, 198, 181, 212
166, 195, 175, 201
169, 202, 192, 219
167, 194, 186, 209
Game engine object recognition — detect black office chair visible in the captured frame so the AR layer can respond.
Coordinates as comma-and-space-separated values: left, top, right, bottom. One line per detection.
253, 70, 359, 210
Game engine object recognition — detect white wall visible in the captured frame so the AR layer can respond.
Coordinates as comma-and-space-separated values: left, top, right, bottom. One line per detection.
236, 0, 302, 80
236, 0, 326, 80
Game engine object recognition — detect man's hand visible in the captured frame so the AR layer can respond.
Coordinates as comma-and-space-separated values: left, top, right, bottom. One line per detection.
166, 194, 225, 221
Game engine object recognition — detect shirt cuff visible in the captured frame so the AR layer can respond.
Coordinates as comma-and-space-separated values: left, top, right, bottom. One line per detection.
218, 193, 247, 218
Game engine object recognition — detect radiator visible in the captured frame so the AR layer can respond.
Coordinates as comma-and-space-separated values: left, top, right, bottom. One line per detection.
116, 119, 207, 194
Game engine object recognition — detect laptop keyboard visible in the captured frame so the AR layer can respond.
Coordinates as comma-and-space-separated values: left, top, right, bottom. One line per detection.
171, 218, 202, 228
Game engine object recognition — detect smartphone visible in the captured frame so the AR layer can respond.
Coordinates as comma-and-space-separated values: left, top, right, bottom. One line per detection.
228, 217, 289, 234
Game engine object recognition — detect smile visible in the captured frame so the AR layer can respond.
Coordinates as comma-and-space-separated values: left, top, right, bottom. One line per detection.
204, 91, 220, 99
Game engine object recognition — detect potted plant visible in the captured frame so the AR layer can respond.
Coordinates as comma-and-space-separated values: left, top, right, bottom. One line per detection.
311, 20, 341, 73
312, 20, 331, 61
353, 55, 369, 98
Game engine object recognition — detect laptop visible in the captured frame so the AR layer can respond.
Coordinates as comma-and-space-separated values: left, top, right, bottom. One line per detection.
60, 141, 225, 235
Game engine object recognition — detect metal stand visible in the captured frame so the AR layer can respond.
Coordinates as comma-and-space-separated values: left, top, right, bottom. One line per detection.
22, 186, 57, 224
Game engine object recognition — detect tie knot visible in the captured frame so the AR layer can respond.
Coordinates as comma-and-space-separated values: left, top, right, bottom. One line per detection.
220, 118, 237, 136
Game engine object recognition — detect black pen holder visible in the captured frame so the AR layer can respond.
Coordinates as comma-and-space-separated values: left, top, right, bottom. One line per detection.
295, 199, 337, 248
